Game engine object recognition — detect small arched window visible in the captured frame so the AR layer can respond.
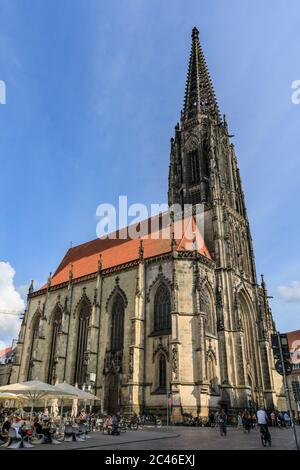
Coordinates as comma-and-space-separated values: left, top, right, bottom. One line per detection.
74, 300, 90, 386
190, 150, 200, 183
111, 294, 125, 351
201, 287, 216, 336
207, 354, 218, 393
32, 313, 41, 339
154, 284, 171, 334
158, 355, 167, 391
47, 306, 63, 384
27, 311, 41, 380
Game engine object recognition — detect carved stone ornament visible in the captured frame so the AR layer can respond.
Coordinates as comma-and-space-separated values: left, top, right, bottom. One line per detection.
128, 349, 134, 378
172, 347, 178, 379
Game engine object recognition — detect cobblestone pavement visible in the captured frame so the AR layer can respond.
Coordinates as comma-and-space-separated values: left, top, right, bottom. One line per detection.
1, 426, 299, 451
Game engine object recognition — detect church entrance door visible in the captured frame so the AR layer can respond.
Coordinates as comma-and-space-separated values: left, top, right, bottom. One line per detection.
106, 373, 120, 414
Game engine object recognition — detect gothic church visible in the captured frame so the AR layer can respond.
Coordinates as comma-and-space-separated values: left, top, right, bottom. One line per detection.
11, 28, 282, 420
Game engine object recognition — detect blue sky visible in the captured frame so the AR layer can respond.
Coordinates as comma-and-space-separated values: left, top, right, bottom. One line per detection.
0, 0, 300, 346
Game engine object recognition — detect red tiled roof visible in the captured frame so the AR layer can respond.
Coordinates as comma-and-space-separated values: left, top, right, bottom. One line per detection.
39, 213, 212, 290
0, 347, 12, 358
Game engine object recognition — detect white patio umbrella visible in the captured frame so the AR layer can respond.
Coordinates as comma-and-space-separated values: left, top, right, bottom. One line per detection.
0, 380, 74, 419
0, 392, 24, 400
54, 382, 99, 401
54, 382, 99, 423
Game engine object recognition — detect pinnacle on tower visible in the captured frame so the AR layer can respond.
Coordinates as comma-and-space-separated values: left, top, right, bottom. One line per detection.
182, 27, 220, 124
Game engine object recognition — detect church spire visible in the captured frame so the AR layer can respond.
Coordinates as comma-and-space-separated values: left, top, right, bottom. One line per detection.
182, 27, 220, 125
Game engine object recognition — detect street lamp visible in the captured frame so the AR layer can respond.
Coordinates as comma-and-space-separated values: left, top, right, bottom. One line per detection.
166, 383, 172, 427
88, 373, 96, 414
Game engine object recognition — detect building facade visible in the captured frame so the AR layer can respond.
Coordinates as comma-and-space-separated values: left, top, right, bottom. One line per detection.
0, 344, 16, 386
286, 330, 300, 420
10, 28, 282, 420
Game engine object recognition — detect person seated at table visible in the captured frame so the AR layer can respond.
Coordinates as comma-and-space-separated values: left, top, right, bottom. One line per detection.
41, 418, 53, 443
2, 416, 12, 433
11, 418, 22, 439
19, 421, 29, 438
79, 409, 86, 422
32, 417, 43, 435
104, 415, 112, 431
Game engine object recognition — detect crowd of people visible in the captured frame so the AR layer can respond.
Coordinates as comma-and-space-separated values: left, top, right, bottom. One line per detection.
235, 409, 293, 431
0, 406, 159, 445
0, 412, 58, 444
0, 403, 298, 447
178, 407, 297, 443
0, 406, 94, 445
211, 407, 295, 441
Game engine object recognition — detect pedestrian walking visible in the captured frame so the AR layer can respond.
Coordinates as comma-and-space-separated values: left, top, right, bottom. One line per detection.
218, 409, 227, 436
242, 409, 251, 433
237, 411, 243, 429
283, 412, 291, 427
251, 413, 257, 428
270, 411, 276, 427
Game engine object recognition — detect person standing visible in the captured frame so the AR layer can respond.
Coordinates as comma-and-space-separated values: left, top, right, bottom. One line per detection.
270, 411, 276, 427
242, 409, 251, 433
237, 411, 243, 429
278, 412, 284, 427
284, 412, 291, 427
218, 409, 227, 436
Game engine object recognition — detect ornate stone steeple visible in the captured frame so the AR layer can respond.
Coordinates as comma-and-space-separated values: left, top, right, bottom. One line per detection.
182, 27, 220, 126
168, 27, 256, 280
168, 27, 222, 210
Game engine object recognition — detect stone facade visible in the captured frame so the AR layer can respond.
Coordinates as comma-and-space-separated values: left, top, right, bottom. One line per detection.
0, 363, 12, 386
10, 28, 283, 420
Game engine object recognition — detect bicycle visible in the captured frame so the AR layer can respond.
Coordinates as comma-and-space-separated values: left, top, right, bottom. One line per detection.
260, 425, 272, 447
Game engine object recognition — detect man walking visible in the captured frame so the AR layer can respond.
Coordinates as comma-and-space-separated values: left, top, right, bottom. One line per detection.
218, 409, 227, 437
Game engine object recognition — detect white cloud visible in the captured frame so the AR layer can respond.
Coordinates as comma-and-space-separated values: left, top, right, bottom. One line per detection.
17, 283, 30, 301
0, 261, 25, 349
277, 281, 300, 303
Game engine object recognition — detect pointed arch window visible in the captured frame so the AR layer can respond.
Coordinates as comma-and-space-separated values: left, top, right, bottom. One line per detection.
190, 150, 200, 183
154, 284, 171, 334
27, 311, 41, 380
159, 355, 167, 391
47, 306, 62, 384
111, 294, 125, 352
74, 300, 90, 386
207, 353, 218, 394
201, 139, 209, 177
201, 287, 216, 336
